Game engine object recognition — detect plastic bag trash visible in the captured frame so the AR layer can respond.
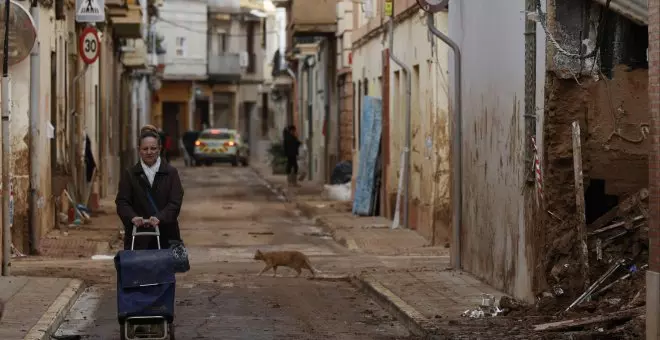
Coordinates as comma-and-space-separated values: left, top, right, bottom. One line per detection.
330, 160, 353, 185
321, 182, 352, 201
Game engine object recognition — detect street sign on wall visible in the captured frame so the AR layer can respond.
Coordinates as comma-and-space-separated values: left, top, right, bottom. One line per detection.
79, 26, 100, 64
76, 0, 105, 22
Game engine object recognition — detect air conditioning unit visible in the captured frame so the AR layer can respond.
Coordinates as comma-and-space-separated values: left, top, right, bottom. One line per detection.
239, 51, 249, 67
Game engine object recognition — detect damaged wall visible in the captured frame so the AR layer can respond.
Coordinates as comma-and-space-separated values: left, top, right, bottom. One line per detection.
448, 0, 547, 301
350, 9, 451, 244
543, 0, 649, 295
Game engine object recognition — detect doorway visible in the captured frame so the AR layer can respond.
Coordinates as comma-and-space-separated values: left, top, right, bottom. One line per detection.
162, 102, 181, 157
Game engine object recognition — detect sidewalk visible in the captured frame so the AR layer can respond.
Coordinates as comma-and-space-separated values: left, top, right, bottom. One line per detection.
0, 276, 84, 340
251, 160, 516, 338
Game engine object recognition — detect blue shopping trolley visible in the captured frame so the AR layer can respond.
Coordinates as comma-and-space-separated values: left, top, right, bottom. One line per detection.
114, 224, 176, 340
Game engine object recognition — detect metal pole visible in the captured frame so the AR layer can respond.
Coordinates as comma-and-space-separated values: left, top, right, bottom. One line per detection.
388, 17, 412, 229
29, 1, 40, 254
524, 0, 537, 183
2, 0, 12, 275
427, 13, 463, 269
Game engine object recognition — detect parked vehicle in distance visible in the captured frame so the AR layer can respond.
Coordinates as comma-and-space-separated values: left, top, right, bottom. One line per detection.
193, 128, 249, 167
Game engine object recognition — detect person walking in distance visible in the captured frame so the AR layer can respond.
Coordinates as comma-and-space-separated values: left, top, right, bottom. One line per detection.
283, 125, 301, 187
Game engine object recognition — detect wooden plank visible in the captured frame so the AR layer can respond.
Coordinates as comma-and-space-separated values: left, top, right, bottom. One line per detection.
587, 188, 648, 231
571, 121, 589, 291
533, 307, 644, 332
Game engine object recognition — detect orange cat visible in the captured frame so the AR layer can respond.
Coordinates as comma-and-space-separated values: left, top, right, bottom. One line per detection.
253, 249, 317, 277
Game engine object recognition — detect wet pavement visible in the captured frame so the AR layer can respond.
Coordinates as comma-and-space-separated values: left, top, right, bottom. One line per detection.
55, 279, 412, 339
49, 163, 415, 339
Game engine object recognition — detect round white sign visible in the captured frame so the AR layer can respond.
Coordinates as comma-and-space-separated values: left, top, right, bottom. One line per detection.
79, 27, 100, 64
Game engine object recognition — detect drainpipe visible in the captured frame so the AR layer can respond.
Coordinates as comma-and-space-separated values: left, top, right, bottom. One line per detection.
305, 56, 314, 179
427, 13, 463, 270
286, 66, 296, 127
388, 17, 412, 229
29, 1, 40, 254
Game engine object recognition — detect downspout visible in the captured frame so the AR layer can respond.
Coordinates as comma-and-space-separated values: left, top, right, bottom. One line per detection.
427, 12, 462, 270
388, 17, 412, 229
286, 66, 296, 127
29, 1, 40, 254
305, 56, 314, 179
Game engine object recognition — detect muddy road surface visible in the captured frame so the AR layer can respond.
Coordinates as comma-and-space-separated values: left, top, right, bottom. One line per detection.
32, 163, 415, 339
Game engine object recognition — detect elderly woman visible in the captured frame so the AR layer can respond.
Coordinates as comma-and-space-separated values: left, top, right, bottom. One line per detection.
115, 125, 184, 250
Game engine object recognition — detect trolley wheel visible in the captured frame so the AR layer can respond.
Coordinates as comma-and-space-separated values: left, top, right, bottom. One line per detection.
120, 323, 127, 340
169, 323, 175, 340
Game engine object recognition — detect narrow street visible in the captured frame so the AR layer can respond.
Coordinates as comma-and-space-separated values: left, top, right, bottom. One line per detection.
39, 163, 414, 339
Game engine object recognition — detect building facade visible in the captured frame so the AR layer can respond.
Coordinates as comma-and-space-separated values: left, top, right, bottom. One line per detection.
0, 0, 159, 263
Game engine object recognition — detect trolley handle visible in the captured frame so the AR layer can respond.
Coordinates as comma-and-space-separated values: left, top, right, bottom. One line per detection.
131, 222, 161, 250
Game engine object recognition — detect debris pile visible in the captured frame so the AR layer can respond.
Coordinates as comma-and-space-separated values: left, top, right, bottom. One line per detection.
533, 185, 650, 337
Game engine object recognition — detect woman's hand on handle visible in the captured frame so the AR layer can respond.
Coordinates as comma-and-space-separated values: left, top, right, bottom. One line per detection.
149, 216, 160, 226
131, 216, 145, 227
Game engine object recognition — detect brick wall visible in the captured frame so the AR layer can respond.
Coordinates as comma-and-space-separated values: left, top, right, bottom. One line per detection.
649, 0, 660, 273
339, 72, 354, 161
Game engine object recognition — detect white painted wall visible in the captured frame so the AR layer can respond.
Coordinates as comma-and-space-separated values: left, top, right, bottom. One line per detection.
448, 0, 546, 301
156, 0, 208, 79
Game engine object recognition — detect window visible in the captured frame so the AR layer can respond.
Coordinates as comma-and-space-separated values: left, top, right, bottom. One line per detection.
199, 131, 233, 140
217, 33, 227, 53
246, 22, 256, 73
175, 37, 186, 57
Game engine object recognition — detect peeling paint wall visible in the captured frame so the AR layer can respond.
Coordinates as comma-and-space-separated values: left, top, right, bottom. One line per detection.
448, 0, 547, 301
351, 10, 451, 243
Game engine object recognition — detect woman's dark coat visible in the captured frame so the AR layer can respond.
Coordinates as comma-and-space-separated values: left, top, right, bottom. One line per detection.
115, 161, 184, 250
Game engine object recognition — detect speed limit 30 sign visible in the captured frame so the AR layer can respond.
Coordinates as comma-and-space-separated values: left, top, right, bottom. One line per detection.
79, 26, 100, 64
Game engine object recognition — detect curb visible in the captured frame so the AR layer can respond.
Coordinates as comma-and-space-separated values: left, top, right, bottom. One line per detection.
24, 279, 85, 340
351, 275, 441, 339
251, 165, 362, 252
250, 166, 291, 202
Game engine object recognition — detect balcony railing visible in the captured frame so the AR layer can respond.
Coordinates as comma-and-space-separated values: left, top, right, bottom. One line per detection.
208, 52, 242, 81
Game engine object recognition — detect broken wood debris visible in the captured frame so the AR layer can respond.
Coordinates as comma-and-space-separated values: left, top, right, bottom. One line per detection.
566, 258, 626, 312
592, 264, 648, 297
587, 188, 648, 232
571, 121, 590, 293
533, 306, 644, 332
589, 215, 645, 237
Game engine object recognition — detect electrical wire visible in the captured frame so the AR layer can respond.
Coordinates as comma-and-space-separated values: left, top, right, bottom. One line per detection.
534, 0, 612, 60
155, 17, 280, 36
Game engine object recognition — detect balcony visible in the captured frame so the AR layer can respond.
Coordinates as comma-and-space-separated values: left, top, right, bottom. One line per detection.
121, 39, 148, 69
290, 0, 338, 35
108, 3, 143, 39
208, 53, 242, 82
